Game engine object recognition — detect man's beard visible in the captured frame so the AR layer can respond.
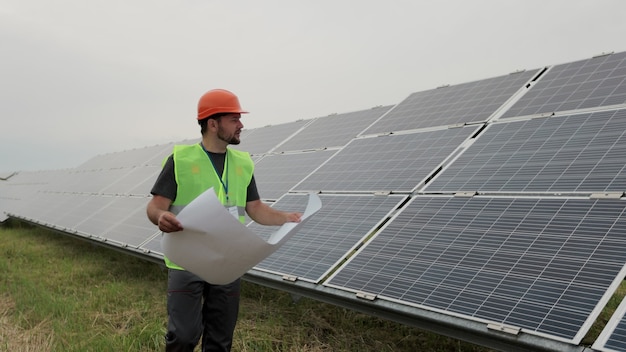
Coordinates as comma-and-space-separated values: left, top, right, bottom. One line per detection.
217, 125, 240, 145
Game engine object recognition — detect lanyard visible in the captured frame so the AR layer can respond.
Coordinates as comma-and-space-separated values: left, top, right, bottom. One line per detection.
200, 143, 229, 203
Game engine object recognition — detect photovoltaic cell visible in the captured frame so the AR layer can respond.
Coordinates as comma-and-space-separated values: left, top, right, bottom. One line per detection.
502, 51, 626, 118
361, 70, 538, 135
593, 297, 626, 351
293, 126, 478, 193
248, 193, 406, 283
274, 106, 392, 152
425, 109, 626, 193
253, 150, 337, 200
326, 196, 626, 343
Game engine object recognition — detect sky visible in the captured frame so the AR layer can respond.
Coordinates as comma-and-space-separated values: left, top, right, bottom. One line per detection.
1, 0, 626, 173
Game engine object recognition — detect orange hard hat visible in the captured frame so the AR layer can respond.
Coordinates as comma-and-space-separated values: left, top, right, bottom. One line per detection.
197, 89, 248, 120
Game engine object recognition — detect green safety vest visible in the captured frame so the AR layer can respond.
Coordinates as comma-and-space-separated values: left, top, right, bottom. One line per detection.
164, 143, 254, 270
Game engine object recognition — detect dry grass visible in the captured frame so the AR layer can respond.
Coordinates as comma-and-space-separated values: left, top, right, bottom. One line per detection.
0, 294, 54, 352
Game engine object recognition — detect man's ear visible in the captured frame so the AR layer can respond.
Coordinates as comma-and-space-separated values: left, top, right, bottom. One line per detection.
208, 118, 218, 130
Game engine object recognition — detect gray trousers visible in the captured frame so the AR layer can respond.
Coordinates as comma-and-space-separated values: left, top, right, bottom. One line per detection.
165, 269, 241, 352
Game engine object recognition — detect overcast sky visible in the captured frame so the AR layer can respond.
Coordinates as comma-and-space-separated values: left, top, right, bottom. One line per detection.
2, 0, 626, 172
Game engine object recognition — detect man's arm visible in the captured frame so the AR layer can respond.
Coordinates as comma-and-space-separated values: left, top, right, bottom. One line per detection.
146, 194, 183, 233
245, 199, 301, 226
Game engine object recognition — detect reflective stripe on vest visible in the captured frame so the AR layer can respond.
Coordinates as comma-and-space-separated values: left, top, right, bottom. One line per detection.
164, 144, 254, 270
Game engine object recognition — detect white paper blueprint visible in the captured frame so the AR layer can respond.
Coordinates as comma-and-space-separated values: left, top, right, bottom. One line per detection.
162, 188, 321, 284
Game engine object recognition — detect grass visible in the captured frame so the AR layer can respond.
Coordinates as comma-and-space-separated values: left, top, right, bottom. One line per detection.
0, 220, 622, 351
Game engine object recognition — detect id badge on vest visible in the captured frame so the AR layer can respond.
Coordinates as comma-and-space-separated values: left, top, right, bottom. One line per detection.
225, 198, 239, 220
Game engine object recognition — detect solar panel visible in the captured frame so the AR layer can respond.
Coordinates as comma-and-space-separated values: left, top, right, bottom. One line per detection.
361, 70, 538, 135
76, 143, 174, 170
253, 149, 337, 201
274, 106, 393, 152
425, 108, 626, 193
1, 171, 64, 222
100, 166, 161, 196
593, 297, 626, 352
247, 193, 406, 283
46, 193, 104, 230
232, 119, 311, 155
129, 166, 162, 196
74, 152, 122, 171
99, 197, 159, 247
0, 174, 29, 222
45, 168, 133, 194
326, 195, 626, 343
6, 191, 65, 226
502, 51, 626, 119
35, 143, 172, 198
293, 126, 479, 193
0, 182, 8, 222
9, 191, 118, 238
70, 195, 121, 236
38, 195, 156, 248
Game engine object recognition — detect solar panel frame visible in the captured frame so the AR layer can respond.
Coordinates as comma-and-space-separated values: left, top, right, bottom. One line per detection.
325, 195, 626, 343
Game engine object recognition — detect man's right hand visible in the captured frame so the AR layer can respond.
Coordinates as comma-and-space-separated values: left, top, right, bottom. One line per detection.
158, 211, 184, 233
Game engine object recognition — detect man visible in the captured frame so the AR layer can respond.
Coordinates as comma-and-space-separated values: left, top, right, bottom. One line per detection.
147, 88, 301, 352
